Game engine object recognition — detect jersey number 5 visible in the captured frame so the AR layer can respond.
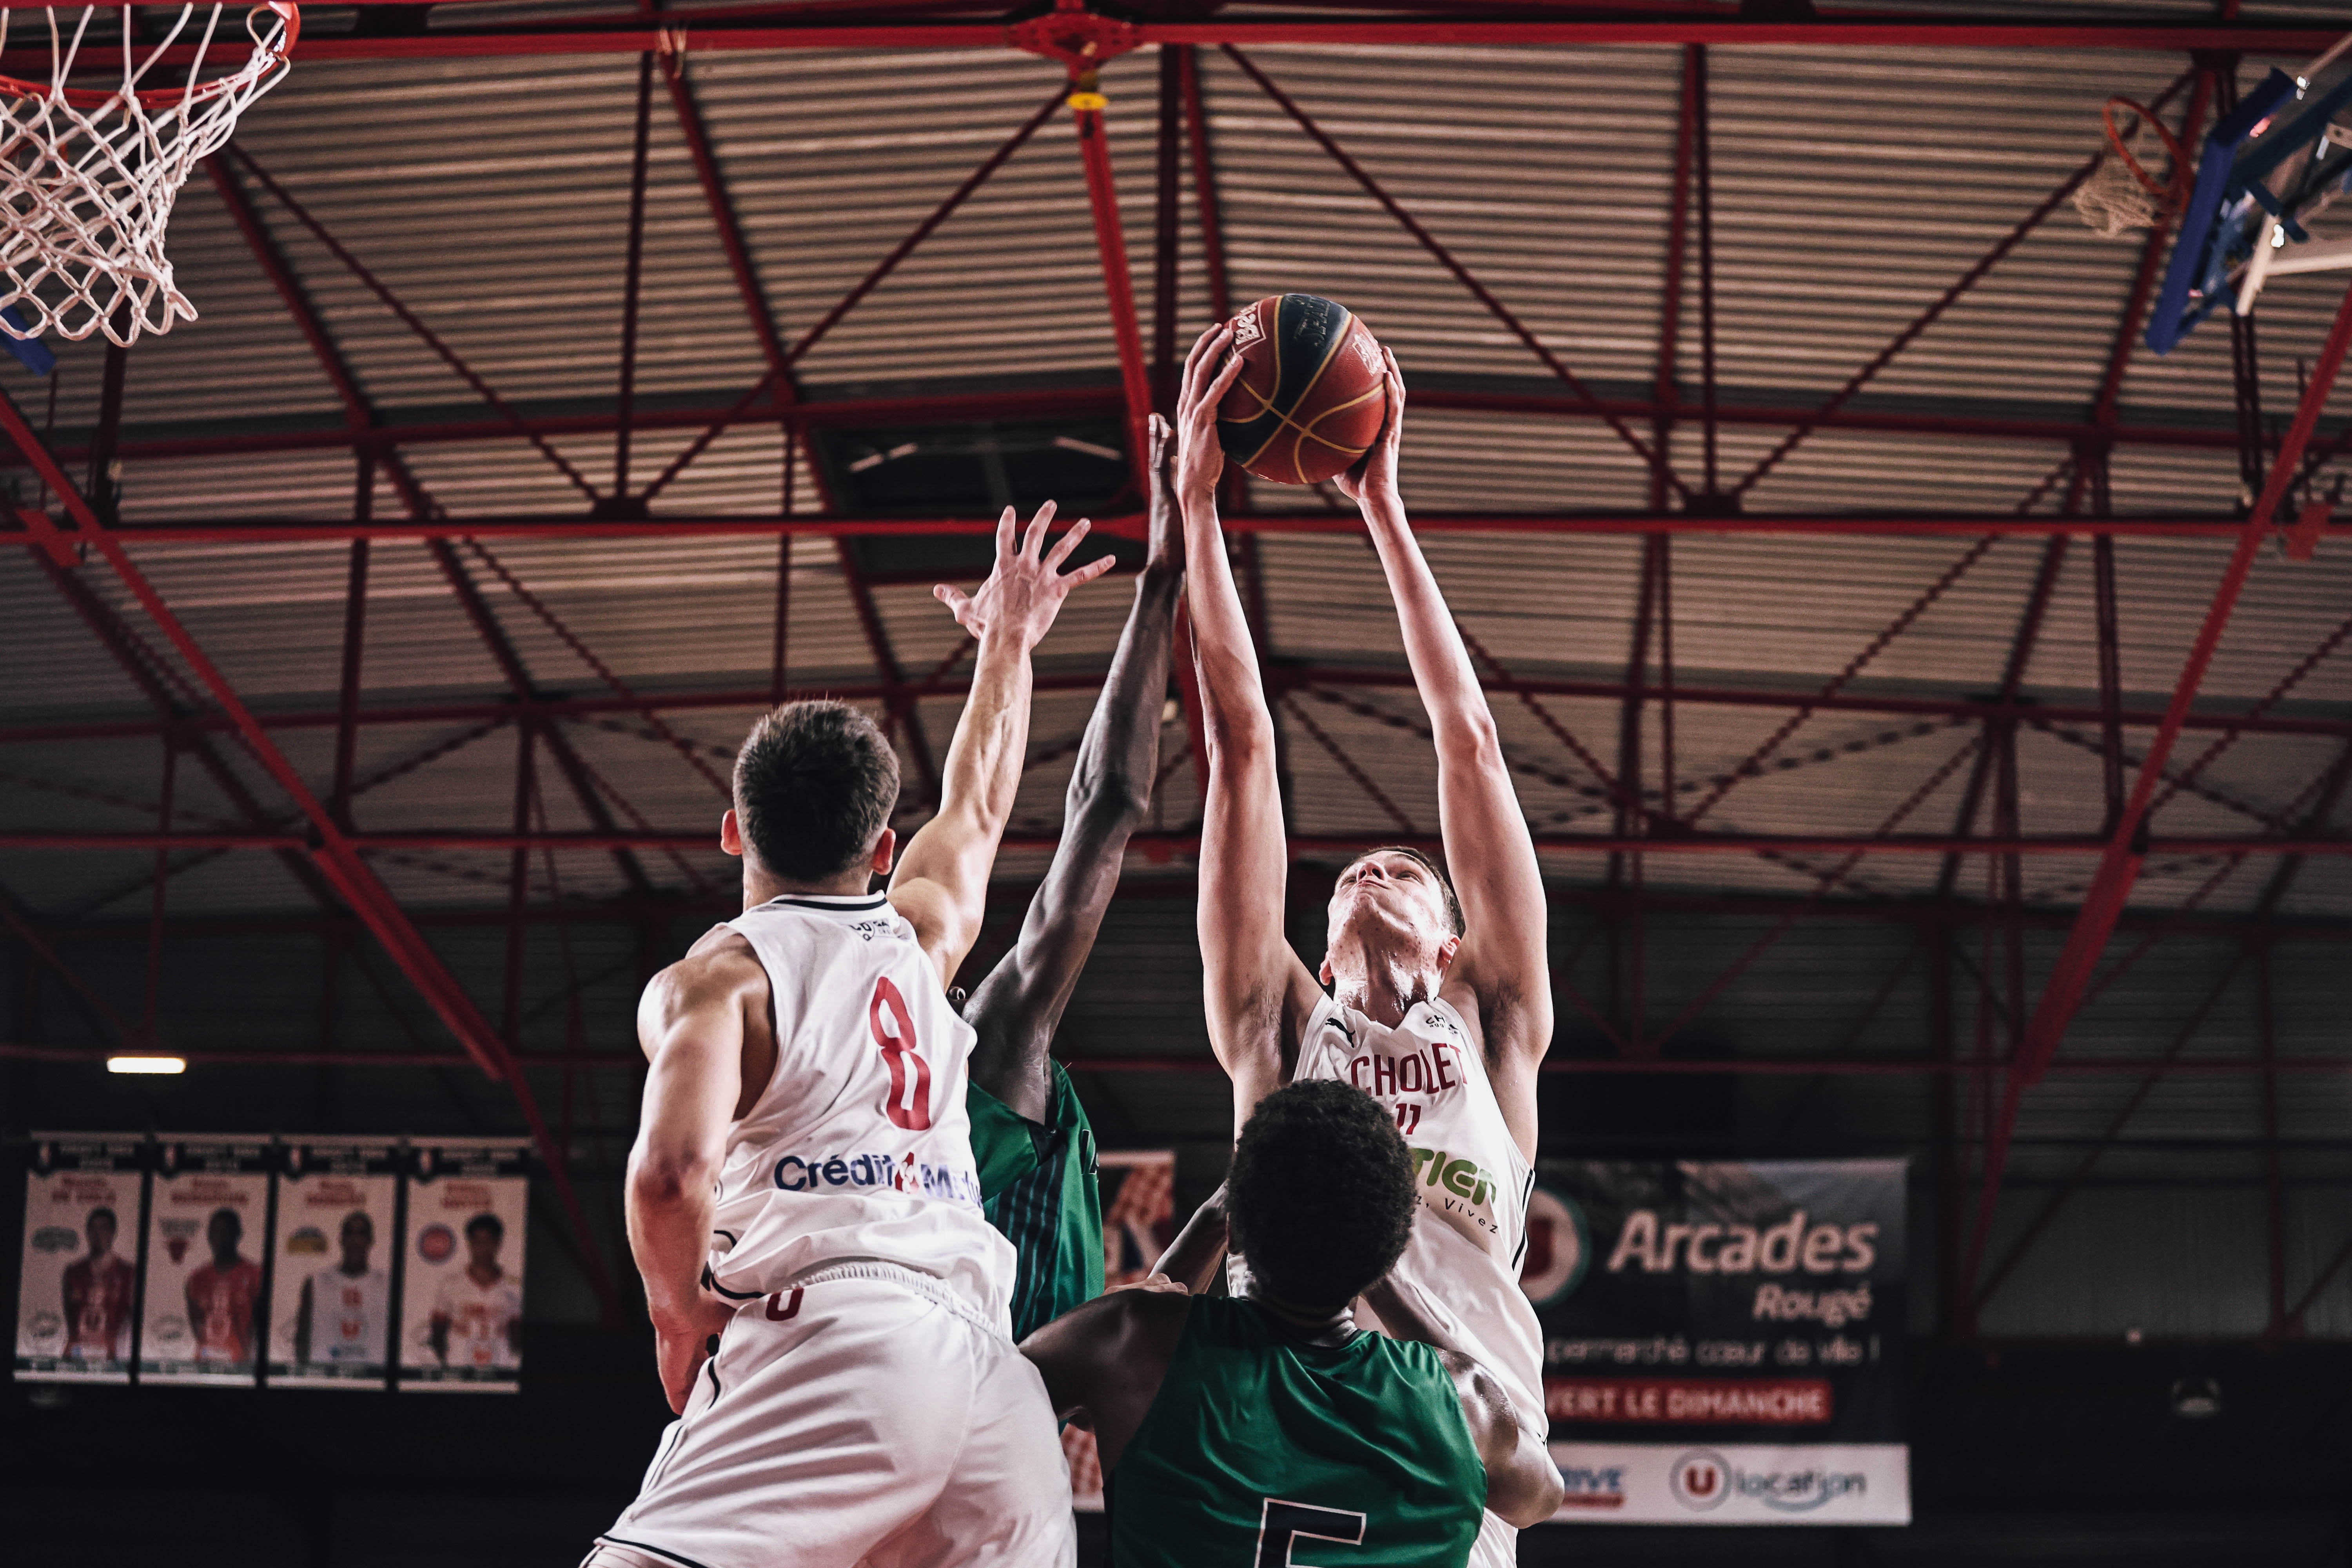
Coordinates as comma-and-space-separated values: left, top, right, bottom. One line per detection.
1254, 1499, 1366, 1566
869, 976, 932, 1131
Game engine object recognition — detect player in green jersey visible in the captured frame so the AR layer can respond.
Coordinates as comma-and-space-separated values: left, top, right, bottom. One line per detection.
958, 412, 1184, 1339
1020, 1081, 1563, 1566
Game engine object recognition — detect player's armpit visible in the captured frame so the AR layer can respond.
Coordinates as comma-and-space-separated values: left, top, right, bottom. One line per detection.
1020, 1290, 1192, 1474
1451, 1356, 1564, 1528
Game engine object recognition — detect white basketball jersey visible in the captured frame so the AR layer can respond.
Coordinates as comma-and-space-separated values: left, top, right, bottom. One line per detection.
1291, 993, 1546, 1430
702, 892, 1014, 1332
433, 1270, 521, 1369
307, 1265, 388, 1362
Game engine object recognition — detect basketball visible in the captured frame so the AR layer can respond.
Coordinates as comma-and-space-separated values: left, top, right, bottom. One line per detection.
1216, 294, 1390, 485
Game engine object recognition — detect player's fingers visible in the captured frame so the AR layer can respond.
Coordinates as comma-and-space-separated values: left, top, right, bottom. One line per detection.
1044, 515, 1093, 569
1209, 346, 1246, 401
1182, 323, 1222, 392
994, 504, 1017, 559
1066, 552, 1117, 586
934, 584, 973, 622
1184, 325, 1232, 411
1021, 499, 1057, 559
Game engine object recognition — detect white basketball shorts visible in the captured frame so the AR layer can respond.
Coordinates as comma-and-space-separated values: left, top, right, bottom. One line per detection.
582, 1263, 1074, 1568
1468, 1510, 1517, 1568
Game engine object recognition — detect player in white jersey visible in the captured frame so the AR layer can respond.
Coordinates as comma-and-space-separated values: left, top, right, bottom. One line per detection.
584, 504, 1112, 1568
1173, 327, 1555, 1568
297, 1209, 389, 1367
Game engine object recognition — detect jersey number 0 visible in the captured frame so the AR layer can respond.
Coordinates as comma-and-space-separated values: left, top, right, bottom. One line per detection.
869, 976, 932, 1131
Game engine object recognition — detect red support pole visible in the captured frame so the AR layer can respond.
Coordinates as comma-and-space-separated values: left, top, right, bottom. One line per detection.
612, 49, 657, 505
1150, 45, 1185, 416
1692, 44, 1722, 504
1073, 78, 1156, 497
332, 532, 370, 831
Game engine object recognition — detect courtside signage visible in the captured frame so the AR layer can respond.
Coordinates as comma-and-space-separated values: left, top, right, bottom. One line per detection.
1546, 1442, 1910, 1524
1525, 1159, 1910, 1526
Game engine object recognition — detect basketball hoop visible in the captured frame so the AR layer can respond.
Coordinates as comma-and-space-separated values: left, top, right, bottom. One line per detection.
2075, 96, 2190, 240
0, 4, 299, 348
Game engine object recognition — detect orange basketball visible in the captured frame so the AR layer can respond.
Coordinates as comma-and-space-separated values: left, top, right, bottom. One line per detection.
1215, 294, 1389, 485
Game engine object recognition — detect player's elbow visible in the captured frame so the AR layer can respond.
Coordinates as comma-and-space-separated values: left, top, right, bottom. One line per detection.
1491, 1453, 1566, 1528
1433, 709, 1504, 771
1068, 758, 1152, 835
628, 1144, 718, 1210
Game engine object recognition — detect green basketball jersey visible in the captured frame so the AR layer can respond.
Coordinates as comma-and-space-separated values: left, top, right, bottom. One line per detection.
968, 1059, 1103, 1340
1108, 1295, 1487, 1568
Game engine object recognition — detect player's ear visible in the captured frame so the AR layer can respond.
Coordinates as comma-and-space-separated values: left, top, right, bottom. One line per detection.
720, 808, 744, 858
1433, 933, 1462, 978
1318, 953, 1336, 986
870, 828, 897, 877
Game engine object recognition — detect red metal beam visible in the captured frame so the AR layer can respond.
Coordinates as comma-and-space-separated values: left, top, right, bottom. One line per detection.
31, 18, 2339, 64
11, 662, 2349, 750
42, 510, 2346, 546
0, 393, 622, 1316
1961, 277, 2352, 1324
14, 375, 2305, 472
7, 829, 2345, 857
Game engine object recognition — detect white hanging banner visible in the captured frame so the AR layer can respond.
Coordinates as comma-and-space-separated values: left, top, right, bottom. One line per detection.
141, 1138, 274, 1387
268, 1140, 401, 1389
15, 1134, 147, 1383
398, 1140, 528, 1392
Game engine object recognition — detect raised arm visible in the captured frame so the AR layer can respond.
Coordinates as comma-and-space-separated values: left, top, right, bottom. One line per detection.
963, 422, 1183, 1121
627, 935, 760, 1413
889, 503, 1115, 990
1338, 347, 1552, 1158
1174, 325, 1325, 1130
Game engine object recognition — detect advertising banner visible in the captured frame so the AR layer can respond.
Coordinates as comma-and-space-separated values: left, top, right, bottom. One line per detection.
399, 1140, 528, 1391
141, 1138, 274, 1387
16, 1135, 147, 1383
1528, 1159, 1909, 1526
268, 1139, 401, 1389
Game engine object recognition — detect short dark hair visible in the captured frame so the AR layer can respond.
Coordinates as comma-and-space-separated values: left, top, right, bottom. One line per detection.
1340, 845, 1463, 936
1227, 1080, 1417, 1311
734, 701, 901, 881
464, 1212, 503, 1242
87, 1207, 116, 1230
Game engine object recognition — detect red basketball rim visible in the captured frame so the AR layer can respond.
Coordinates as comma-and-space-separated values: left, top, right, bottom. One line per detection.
0, 3, 296, 113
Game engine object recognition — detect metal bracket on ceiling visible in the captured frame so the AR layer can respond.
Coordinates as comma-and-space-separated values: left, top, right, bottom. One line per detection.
1007, 1, 1141, 74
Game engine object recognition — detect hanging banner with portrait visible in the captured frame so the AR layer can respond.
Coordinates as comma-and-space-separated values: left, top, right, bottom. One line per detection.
398, 1140, 528, 1392
1527, 1159, 1910, 1526
140, 1138, 274, 1387
267, 1139, 401, 1389
16, 1134, 147, 1383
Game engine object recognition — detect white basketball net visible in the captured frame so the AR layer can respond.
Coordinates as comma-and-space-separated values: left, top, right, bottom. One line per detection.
0, 4, 297, 347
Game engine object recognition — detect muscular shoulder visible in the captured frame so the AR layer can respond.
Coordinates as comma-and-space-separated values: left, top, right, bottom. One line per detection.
637, 927, 768, 1058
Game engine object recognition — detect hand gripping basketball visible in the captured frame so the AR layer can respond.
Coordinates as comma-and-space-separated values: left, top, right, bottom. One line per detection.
1174, 323, 1248, 509
1332, 344, 1406, 514
933, 501, 1115, 651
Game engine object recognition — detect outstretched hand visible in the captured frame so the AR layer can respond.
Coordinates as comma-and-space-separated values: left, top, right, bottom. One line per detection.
1145, 412, 1183, 572
1332, 343, 1405, 512
934, 500, 1116, 650
1175, 323, 1247, 510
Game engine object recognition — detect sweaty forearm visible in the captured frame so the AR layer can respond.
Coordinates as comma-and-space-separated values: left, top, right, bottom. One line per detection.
942, 626, 1036, 830
1361, 501, 1493, 749
626, 1157, 719, 1321
1069, 563, 1180, 831
1178, 497, 1275, 754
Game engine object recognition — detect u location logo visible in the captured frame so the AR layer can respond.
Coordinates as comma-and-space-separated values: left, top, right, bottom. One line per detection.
1671, 1450, 1731, 1511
